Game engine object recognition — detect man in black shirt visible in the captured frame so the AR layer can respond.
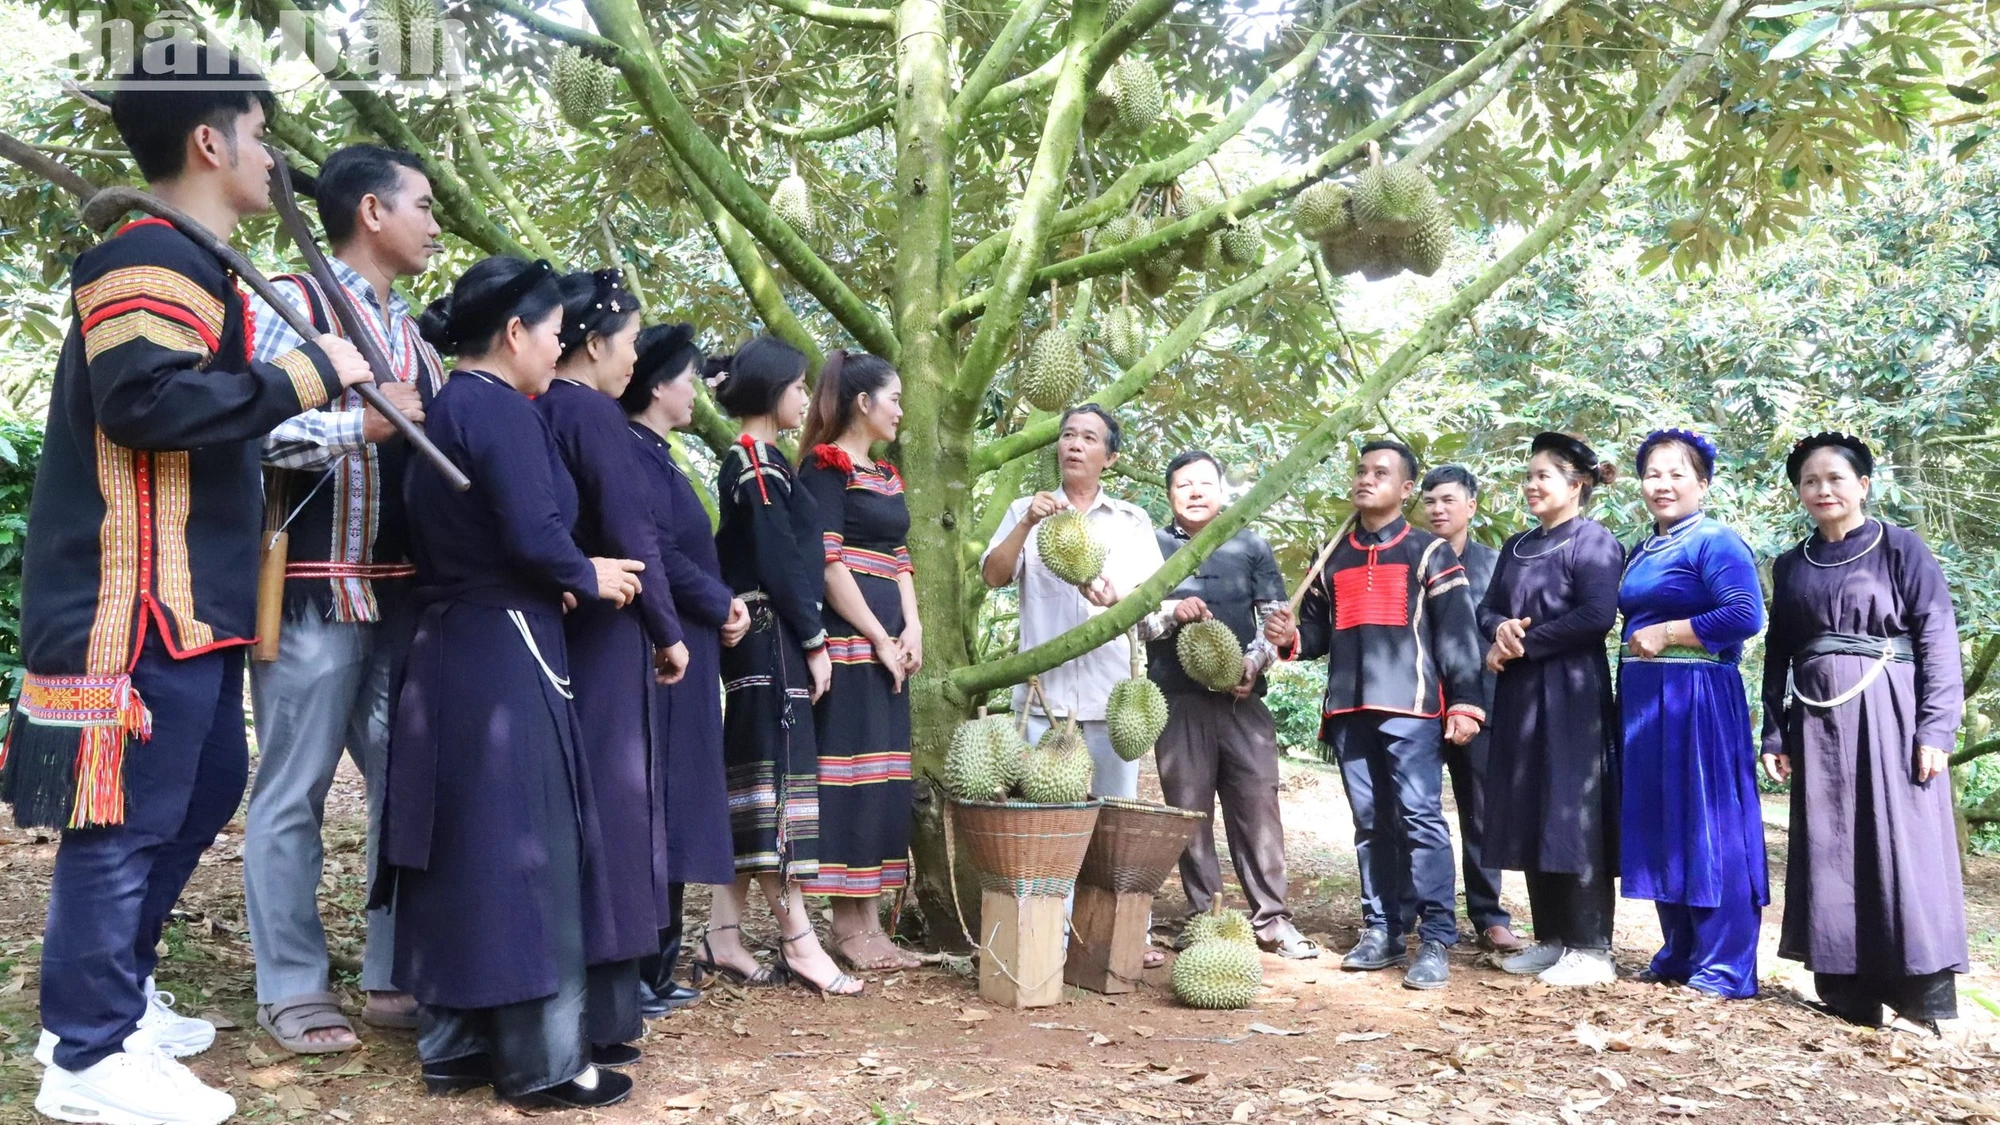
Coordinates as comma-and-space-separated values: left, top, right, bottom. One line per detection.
1266, 441, 1486, 990
1414, 466, 1523, 953
1145, 452, 1318, 958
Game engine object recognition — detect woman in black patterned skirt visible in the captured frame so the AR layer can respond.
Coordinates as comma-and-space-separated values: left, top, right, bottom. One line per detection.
796, 352, 922, 972
695, 335, 861, 998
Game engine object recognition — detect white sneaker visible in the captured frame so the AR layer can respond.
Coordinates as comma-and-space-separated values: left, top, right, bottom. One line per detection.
34, 1047, 235, 1125
1538, 948, 1617, 987
36, 980, 215, 1068
1499, 940, 1565, 975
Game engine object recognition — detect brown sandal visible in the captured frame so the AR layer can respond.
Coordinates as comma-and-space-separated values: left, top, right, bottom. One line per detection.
258, 992, 359, 1054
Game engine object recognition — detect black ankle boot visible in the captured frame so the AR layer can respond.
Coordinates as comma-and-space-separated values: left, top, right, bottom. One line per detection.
421, 1053, 492, 1097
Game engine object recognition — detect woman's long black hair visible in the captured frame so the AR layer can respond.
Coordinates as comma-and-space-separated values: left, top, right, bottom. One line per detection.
417, 257, 563, 357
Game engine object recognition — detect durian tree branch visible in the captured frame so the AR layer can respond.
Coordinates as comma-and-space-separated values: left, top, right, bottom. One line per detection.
1401, 37, 1533, 167
755, 0, 896, 29
949, 0, 1057, 133
447, 84, 562, 262
946, 0, 1110, 414
265, 113, 330, 167
964, 0, 1178, 122
758, 102, 894, 141
0, 130, 98, 201
941, 0, 1580, 327
955, 0, 1364, 280
968, 243, 1311, 475
470, 0, 621, 57
662, 149, 827, 379
949, 0, 1747, 700
583, 0, 900, 360
236, 0, 529, 259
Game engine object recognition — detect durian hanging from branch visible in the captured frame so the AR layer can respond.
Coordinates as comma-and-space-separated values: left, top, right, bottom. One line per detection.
1018, 286, 1086, 412
769, 163, 818, 240
1307, 142, 1455, 281
552, 45, 617, 129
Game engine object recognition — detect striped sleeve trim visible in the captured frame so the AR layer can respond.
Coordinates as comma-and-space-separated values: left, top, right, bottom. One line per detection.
1445, 704, 1487, 723
1426, 574, 1469, 598
823, 531, 844, 563
82, 309, 212, 364
75, 266, 226, 342
274, 347, 333, 410
895, 546, 913, 575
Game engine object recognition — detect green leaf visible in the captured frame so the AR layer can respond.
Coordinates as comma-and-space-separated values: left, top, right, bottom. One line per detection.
1768, 15, 1843, 62
1747, 0, 1838, 16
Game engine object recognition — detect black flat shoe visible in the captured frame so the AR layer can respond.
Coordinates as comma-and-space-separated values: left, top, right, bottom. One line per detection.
1341, 929, 1407, 972
421, 1053, 492, 1097
640, 982, 702, 1018
1402, 940, 1450, 990
591, 1042, 642, 1068
504, 1068, 634, 1110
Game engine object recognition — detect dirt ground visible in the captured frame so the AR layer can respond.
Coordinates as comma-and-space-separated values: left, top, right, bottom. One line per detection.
0, 752, 1996, 1125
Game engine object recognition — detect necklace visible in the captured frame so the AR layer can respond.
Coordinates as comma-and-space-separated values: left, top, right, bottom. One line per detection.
1801, 518, 1883, 568
1638, 512, 1705, 555
1510, 524, 1576, 560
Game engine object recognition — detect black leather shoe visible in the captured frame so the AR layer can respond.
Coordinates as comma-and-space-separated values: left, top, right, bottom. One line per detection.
1403, 940, 1450, 990
591, 1042, 642, 1068
641, 982, 701, 1018
504, 1068, 634, 1110
421, 1053, 492, 1097
1341, 929, 1407, 971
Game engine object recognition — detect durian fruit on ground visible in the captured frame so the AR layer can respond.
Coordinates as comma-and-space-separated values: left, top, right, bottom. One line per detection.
1177, 618, 1245, 692
1019, 326, 1086, 412
1291, 180, 1353, 240
1350, 160, 1441, 238
552, 45, 618, 129
1181, 905, 1257, 948
1105, 675, 1168, 762
944, 714, 1019, 802
1100, 303, 1143, 368
769, 173, 817, 238
1171, 938, 1263, 1009
1022, 718, 1094, 804
1036, 508, 1106, 587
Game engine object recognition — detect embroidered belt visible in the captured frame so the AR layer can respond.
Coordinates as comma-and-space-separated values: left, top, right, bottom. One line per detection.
1619, 642, 1727, 664
284, 562, 416, 580
840, 547, 902, 580
1, 671, 154, 827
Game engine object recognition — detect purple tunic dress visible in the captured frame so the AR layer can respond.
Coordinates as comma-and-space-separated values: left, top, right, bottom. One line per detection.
1760, 520, 1967, 994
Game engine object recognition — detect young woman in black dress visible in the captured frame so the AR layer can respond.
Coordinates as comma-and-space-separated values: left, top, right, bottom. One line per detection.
795, 352, 922, 972
694, 335, 861, 998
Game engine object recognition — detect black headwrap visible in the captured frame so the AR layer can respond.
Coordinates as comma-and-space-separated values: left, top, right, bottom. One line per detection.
1785, 431, 1874, 485
1530, 431, 1599, 474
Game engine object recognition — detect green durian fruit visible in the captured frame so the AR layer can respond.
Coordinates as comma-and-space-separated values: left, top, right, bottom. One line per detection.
1101, 303, 1143, 368
1396, 210, 1454, 277
552, 45, 617, 129
1183, 907, 1258, 948
1022, 718, 1094, 804
1035, 508, 1106, 587
944, 715, 1014, 801
1098, 214, 1144, 247
1350, 161, 1440, 238
770, 173, 817, 237
1176, 618, 1244, 692
1319, 230, 1384, 278
1220, 218, 1265, 267
1111, 57, 1164, 135
1106, 677, 1169, 762
1019, 326, 1086, 412
1291, 180, 1352, 239
1171, 938, 1263, 1009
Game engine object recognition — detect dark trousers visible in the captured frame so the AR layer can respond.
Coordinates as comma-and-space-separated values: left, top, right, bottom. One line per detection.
1327, 713, 1456, 945
1154, 693, 1292, 937
585, 960, 640, 1047
41, 636, 250, 1071
638, 882, 687, 1006
1815, 969, 1957, 1026
1396, 730, 1509, 934
1523, 869, 1612, 950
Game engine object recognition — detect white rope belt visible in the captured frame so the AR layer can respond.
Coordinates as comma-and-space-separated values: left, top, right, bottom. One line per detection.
508, 609, 574, 699
1788, 638, 1899, 710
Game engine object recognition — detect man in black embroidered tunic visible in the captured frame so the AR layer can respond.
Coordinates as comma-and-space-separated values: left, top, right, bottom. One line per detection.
1266, 441, 1486, 990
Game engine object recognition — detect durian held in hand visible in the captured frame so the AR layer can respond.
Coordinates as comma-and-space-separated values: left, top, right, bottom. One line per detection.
1172, 903, 1264, 1010
1178, 617, 1247, 693
1292, 142, 1455, 281
1106, 641, 1169, 763
1037, 507, 1106, 587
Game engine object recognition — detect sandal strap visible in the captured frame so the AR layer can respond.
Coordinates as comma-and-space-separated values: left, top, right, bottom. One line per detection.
779, 928, 815, 945
705, 923, 742, 935
263, 993, 353, 1037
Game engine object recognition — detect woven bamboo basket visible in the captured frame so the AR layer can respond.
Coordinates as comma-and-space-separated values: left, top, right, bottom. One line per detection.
1076, 798, 1208, 894
951, 799, 1101, 898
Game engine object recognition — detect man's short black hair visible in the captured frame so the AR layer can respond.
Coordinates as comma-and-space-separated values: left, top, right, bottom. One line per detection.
315, 145, 427, 245
1420, 464, 1478, 498
1060, 404, 1122, 454
1166, 449, 1223, 487
1359, 439, 1419, 482
111, 40, 275, 182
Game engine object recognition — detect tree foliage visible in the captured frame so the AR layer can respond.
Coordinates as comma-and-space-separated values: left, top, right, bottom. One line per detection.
2, 0, 1996, 925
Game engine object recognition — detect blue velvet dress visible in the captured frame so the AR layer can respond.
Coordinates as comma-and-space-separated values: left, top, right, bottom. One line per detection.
1617, 513, 1770, 998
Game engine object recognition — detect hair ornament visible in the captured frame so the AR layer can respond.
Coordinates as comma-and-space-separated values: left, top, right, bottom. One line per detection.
1635, 427, 1718, 478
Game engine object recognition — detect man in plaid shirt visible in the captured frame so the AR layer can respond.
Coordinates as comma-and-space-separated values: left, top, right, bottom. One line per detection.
241, 145, 443, 1053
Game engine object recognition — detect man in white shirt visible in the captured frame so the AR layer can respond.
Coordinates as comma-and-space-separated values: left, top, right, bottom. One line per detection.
980, 406, 1169, 798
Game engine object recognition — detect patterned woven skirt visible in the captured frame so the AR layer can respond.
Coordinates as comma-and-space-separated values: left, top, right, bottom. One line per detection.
720, 597, 819, 881
802, 569, 912, 898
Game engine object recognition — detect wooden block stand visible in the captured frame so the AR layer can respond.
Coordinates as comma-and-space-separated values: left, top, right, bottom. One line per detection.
1064, 883, 1150, 994
977, 890, 1069, 1008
